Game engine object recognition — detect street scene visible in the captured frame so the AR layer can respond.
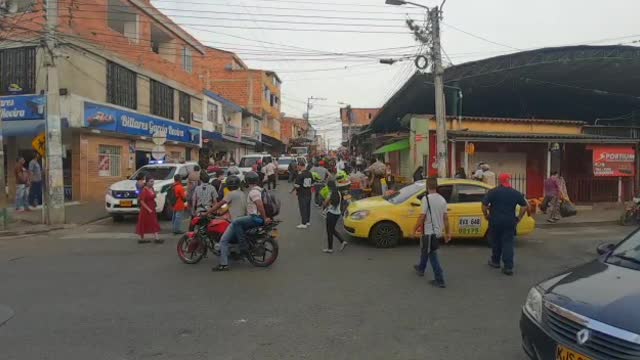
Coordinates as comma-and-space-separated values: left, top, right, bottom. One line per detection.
2, 0, 640, 360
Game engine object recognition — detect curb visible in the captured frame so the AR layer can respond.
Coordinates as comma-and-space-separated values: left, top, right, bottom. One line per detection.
536, 220, 621, 229
0, 224, 73, 238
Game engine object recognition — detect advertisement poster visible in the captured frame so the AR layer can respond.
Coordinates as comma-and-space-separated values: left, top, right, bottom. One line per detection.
0, 95, 46, 121
98, 154, 111, 177
592, 146, 635, 177
84, 102, 201, 146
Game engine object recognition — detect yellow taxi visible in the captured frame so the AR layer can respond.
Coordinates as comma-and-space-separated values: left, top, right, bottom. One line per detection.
343, 179, 535, 248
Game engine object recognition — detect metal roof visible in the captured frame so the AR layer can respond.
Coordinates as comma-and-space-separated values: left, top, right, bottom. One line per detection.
373, 45, 640, 132
447, 130, 638, 143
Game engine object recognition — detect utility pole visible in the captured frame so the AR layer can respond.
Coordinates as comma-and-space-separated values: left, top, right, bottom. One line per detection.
430, 6, 448, 178
45, 0, 65, 224
385, 0, 448, 177
0, 103, 6, 230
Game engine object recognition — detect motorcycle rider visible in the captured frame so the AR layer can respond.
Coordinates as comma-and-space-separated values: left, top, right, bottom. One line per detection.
212, 171, 271, 272
207, 175, 246, 220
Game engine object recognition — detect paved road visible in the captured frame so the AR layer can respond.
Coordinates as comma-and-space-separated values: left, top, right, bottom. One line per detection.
0, 181, 635, 360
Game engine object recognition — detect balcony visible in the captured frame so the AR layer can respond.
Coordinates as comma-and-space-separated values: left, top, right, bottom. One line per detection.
242, 127, 261, 140
224, 124, 240, 138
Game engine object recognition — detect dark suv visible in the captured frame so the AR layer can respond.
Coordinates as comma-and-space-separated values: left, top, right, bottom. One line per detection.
520, 229, 640, 360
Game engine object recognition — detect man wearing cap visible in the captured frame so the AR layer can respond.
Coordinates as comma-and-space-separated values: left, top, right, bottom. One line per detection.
481, 173, 528, 276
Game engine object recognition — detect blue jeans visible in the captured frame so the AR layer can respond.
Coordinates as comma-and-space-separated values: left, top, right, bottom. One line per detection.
15, 184, 29, 210
219, 215, 264, 266
417, 238, 445, 284
171, 210, 185, 234
29, 181, 42, 206
490, 224, 516, 270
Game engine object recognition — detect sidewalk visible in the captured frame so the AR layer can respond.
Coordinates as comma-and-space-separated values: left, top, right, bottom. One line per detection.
534, 202, 625, 228
0, 202, 108, 236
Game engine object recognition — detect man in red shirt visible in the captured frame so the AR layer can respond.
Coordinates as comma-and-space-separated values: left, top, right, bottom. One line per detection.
171, 174, 187, 234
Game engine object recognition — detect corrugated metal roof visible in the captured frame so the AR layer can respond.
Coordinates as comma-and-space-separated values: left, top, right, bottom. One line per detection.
448, 130, 638, 143
432, 115, 585, 125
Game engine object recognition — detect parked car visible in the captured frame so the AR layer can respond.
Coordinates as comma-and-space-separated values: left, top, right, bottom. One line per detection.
277, 156, 306, 178
343, 179, 535, 248
238, 153, 273, 175
105, 162, 198, 221
520, 230, 640, 360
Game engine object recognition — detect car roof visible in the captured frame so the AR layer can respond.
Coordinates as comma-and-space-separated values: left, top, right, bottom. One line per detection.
142, 162, 197, 168
243, 154, 270, 157
414, 178, 491, 189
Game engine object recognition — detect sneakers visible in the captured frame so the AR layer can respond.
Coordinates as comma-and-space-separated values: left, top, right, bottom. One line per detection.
488, 259, 501, 269
413, 265, 425, 277
502, 268, 514, 276
429, 280, 446, 288
296, 224, 308, 229
339, 241, 348, 251
306, 222, 311, 226
322, 249, 334, 253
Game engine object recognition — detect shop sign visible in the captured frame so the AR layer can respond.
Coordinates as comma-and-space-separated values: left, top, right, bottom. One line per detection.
0, 95, 46, 121
592, 146, 635, 177
83, 102, 201, 146
98, 153, 111, 177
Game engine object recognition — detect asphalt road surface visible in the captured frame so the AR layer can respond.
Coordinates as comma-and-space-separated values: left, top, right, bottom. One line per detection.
0, 181, 635, 360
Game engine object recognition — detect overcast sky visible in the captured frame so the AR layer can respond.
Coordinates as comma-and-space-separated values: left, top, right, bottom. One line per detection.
154, 0, 639, 148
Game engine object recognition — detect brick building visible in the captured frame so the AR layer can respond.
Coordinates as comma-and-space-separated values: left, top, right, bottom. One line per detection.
0, 0, 206, 203
340, 107, 380, 145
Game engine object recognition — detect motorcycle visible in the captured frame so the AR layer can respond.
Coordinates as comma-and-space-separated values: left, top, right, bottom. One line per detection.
177, 214, 280, 267
621, 197, 640, 225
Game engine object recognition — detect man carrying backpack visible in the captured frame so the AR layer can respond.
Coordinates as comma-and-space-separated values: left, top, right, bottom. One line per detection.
167, 174, 187, 234
213, 171, 272, 272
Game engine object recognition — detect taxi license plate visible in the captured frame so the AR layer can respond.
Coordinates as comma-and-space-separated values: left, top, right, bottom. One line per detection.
270, 229, 280, 239
556, 345, 591, 360
120, 200, 133, 207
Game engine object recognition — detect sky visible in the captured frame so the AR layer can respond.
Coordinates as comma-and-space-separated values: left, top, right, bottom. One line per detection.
153, 0, 640, 148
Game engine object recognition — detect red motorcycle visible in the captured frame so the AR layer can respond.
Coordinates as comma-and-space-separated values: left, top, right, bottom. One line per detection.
177, 214, 280, 267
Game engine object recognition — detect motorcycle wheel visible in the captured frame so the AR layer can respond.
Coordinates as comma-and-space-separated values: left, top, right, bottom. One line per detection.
247, 237, 279, 267
177, 234, 207, 264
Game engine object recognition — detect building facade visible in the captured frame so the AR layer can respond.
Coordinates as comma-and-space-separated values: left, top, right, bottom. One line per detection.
340, 107, 380, 145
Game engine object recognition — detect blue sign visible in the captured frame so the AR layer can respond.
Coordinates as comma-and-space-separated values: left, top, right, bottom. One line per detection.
84, 102, 201, 146
0, 95, 46, 121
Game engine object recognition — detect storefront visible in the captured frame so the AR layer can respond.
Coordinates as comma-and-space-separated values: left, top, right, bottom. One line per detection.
71, 100, 202, 202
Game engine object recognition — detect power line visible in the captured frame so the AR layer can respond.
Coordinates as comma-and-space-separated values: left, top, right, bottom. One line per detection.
441, 22, 521, 50
151, 0, 424, 8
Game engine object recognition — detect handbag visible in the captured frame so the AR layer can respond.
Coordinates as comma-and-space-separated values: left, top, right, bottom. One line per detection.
421, 194, 441, 254
560, 200, 577, 218
540, 196, 551, 212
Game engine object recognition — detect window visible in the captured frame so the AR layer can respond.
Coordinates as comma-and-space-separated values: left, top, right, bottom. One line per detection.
0, 47, 36, 95
182, 47, 193, 73
264, 86, 270, 102
106, 61, 137, 110
150, 80, 174, 119
207, 101, 219, 124
455, 184, 487, 203
107, 0, 138, 43
368, 113, 372, 119
179, 92, 191, 124
129, 166, 175, 180
0, 0, 36, 14
98, 145, 121, 177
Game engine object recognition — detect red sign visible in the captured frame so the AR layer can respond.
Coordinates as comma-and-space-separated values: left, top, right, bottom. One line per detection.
592, 146, 635, 177
429, 133, 438, 177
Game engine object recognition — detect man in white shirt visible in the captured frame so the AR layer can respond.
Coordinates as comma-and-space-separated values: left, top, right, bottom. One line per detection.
413, 177, 451, 288
263, 159, 277, 190
337, 157, 345, 172
480, 163, 496, 188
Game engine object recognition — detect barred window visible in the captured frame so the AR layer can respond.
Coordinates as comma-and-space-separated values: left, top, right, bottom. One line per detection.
0, 47, 36, 95
207, 101, 219, 124
179, 91, 191, 124
150, 80, 174, 119
107, 61, 137, 109
98, 145, 121, 177
182, 47, 193, 73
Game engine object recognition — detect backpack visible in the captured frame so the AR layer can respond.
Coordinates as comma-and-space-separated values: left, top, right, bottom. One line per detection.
261, 189, 281, 218
166, 184, 177, 207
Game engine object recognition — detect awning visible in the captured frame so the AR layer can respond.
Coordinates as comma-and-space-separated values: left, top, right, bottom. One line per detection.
373, 139, 410, 154
447, 130, 639, 144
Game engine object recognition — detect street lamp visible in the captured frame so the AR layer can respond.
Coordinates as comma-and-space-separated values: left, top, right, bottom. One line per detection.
385, 0, 430, 10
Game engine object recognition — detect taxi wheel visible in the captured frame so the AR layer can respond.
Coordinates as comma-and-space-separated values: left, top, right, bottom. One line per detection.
370, 222, 400, 248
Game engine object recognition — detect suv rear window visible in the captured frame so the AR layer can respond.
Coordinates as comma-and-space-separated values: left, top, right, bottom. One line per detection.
130, 166, 175, 181
239, 157, 261, 168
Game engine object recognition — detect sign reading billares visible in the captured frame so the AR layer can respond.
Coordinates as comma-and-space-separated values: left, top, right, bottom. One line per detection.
592, 146, 635, 177
84, 102, 201, 146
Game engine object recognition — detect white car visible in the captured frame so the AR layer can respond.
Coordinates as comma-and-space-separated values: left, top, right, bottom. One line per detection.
105, 162, 199, 221
238, 153, 274, 175
277, 156, 307, 178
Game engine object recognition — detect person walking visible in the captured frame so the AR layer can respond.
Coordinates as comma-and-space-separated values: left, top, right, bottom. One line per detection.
14, 157, 30, 212
292, 161, 313, 229
136, 176, 162, 244
287, 160, 297, 183
366, 157, 385, 196
263, 159, 277, 190
413, 177, 451, 288
544, 171, 561, 223
170, 174, 187, 234
482, 174, 528, 275
28, 153, 43, 207
480, 163, 496, 187
322, 180, 348, 253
